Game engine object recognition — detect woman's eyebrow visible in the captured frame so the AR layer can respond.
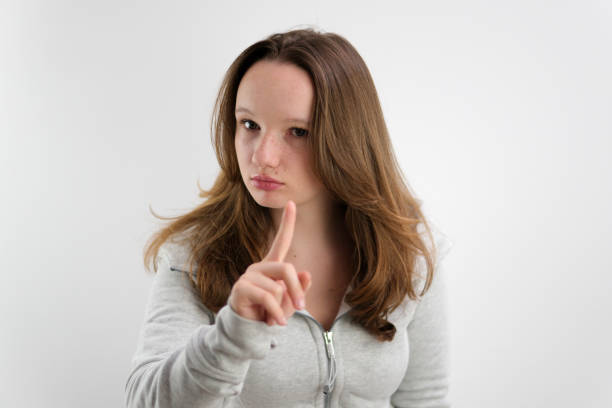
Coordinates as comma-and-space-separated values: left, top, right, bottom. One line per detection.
235, 106, 254, 114
235, 106, 310, 126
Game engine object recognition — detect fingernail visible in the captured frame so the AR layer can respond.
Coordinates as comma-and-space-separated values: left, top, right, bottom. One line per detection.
281, 316, 288, 325
297, 298, 305, 310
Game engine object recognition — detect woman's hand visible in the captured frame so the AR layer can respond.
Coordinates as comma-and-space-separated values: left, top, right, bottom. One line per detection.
229, 200, 312, 326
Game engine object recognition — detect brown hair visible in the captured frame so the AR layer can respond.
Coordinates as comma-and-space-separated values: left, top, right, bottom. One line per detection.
143, 27, 440, 341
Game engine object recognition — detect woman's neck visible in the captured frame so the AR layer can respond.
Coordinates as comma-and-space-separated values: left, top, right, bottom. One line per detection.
268, 200, 352, 283
269, 198, 349, 255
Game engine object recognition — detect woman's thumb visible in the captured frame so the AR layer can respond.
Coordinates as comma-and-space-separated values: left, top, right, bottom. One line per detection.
298, 270, 312, 291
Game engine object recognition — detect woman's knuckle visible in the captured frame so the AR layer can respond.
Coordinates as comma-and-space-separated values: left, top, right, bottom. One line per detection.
245, 263, 259, 275
233, 280, 244, 292
280, 264, 290, 279
264, 292, 275, 304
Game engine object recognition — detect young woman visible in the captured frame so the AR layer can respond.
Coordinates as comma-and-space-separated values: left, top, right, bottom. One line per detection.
125, 27, 453, 407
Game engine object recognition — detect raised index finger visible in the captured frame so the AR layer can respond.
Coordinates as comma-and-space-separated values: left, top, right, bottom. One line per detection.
264, 200, 296, 262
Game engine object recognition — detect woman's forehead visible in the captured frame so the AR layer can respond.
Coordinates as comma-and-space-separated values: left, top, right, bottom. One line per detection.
236, 61, 314, 122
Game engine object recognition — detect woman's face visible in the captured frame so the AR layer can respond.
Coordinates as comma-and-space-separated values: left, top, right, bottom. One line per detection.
234, 60, 329, 210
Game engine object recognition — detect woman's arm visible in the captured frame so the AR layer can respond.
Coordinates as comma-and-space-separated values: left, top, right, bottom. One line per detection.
124, 245, 282, 408
390, 258, 452, 408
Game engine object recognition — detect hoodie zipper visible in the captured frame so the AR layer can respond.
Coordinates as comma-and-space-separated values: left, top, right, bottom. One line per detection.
294, 310, 349, 408
322, 331, 336, 407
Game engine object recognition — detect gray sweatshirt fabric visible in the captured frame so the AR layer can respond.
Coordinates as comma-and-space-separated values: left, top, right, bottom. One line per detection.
125, 226, 453, 407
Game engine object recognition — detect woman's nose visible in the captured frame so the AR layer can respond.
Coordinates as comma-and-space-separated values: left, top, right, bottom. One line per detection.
252, 131, 281, 169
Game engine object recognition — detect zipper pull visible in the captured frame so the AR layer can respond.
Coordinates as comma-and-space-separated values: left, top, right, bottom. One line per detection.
323, 331, 335, 359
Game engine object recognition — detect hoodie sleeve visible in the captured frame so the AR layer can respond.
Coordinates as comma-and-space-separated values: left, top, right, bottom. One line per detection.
390, 224, 453, 408
124, 245, 282, 408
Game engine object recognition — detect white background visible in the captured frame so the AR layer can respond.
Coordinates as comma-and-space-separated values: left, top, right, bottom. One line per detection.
2, 1, 611, 407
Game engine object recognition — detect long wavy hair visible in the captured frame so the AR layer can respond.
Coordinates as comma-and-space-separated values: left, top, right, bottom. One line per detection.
143, 27, 440, 342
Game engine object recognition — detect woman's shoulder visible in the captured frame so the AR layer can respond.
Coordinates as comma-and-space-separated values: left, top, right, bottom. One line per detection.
391, 219, 453, 322
157, 232, 196, 275
418, 217, 454, 266
408, 218, 453, 285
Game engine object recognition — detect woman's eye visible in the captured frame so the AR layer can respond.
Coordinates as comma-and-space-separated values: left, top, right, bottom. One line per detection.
291, 128, 309, 138
239, 120, 307, 138
240, 119, 259, 131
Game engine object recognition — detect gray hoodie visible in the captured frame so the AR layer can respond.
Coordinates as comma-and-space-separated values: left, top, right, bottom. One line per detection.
125, 227, 453, 407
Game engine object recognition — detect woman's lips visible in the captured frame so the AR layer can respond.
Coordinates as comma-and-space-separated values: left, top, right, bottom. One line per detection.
253, 175, 281, 183
252, 176, 283, 191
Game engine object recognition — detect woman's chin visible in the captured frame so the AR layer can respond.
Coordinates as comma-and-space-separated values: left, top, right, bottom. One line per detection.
250, 191, 286, 209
